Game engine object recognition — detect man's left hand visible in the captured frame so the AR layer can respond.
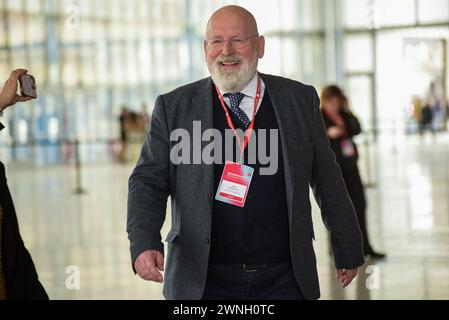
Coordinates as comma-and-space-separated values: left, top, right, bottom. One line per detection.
336, 268, 358, 288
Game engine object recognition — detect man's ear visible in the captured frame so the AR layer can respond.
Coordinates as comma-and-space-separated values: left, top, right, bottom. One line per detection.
204, 41, 208, 62
258, 36, 265, 59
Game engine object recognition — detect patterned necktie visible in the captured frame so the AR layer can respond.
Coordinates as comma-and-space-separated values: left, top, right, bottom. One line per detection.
223, 92, 250, 128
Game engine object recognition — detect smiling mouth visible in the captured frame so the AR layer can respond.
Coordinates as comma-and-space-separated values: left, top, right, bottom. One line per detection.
219, 61, 241, 68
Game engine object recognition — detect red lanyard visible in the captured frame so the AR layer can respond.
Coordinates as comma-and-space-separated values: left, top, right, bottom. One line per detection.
215, 75, 261, 164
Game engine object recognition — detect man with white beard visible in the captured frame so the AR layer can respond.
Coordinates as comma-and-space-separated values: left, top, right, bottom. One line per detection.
127, 5, 365, 300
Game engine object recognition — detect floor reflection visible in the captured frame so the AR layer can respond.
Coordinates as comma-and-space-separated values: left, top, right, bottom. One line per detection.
5, 133, 449, 299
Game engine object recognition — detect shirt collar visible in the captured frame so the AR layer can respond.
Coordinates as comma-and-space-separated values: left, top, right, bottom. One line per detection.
220, 71, 259, 98
240, 72, 259, 99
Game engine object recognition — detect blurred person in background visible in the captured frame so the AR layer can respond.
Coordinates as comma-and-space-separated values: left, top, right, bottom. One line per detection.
445, 97, 449, 130
320, 85, 386, 260
125, 111, 147, 164
0, 69, 48, 299
118, 105, 130, 163
411, 96, 422, 134
420, 101, 434, 136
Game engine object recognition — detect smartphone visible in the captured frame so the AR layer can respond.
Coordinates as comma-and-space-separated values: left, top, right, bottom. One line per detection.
18, 74, 37, 98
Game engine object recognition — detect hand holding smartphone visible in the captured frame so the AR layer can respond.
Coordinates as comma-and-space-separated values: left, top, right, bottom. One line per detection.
0, 69, 35, 110
18, 73, 37, 98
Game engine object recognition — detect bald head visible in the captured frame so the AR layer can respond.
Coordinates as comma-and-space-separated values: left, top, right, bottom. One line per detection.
204, 5, 264, 92
205, 5, 259, 39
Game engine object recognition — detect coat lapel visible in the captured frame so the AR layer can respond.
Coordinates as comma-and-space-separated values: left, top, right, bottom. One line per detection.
261, 74, 295, 225
191, 78, 214, 215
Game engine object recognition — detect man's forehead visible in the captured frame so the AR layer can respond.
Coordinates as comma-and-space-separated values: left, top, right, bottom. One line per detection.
208, 25, 247, 37
207, 21, 255, 38
206, 7, 258, 37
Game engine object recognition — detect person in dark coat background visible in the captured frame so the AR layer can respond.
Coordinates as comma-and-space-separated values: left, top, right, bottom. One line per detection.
320, 85, 385, 259
0, 69, 48, 299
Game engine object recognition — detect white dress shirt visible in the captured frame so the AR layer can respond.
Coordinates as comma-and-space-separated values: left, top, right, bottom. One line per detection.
221, 72, 266, 121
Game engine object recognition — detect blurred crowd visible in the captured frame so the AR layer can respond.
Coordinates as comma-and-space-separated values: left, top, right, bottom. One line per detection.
409, 93, 449, 136
118, 104, 150, 164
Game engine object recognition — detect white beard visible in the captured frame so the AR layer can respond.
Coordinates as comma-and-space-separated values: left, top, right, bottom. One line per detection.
209, 54, 258, 93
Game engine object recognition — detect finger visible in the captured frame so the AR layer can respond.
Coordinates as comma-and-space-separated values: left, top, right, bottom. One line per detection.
134, 259, 150, 278
14, 95, 33, 102
349, 269, 358, 278
142, 256, 163, 282
343, 271, 358, 288
342, 276, 354, 288
340, 276, 347, 287
10, 69, 28, 80
147, 268, 163, 282
156, 252, 165, 271
336, 269, 344, 279
135, 256, 158, 280
136, 260, 161, 282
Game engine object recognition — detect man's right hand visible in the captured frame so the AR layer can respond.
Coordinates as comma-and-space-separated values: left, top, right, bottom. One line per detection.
134, 250, 165, 283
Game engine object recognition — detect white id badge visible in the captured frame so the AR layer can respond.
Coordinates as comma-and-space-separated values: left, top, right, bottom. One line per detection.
215, 161, 254, 208
341, 138, 355, 157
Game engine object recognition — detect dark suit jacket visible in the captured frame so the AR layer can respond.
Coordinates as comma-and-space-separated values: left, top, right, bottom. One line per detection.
127, 74, 365, 300
1, 124, 48, 299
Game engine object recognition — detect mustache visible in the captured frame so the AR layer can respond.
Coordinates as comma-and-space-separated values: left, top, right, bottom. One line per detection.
216, 56, 242, 63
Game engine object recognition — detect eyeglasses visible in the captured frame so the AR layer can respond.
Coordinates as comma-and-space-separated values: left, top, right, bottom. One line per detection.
204, 34, 259, 50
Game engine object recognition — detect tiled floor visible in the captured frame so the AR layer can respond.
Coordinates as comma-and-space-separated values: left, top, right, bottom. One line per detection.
3, 132, 449, 299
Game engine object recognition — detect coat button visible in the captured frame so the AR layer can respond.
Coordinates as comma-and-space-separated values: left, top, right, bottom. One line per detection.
206, 238, 210, 244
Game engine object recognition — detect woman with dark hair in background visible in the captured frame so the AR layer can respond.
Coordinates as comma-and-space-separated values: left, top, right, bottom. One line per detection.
320, 85, 385, 259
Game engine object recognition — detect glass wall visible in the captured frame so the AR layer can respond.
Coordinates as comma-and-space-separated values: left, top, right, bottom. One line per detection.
342, 0, 449, 135
0, 0, 327, 164
1, 0, 448, 163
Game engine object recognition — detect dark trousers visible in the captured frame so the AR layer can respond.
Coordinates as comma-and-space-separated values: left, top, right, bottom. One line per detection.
201, 262, 305, 300
341, 166, 373, 254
